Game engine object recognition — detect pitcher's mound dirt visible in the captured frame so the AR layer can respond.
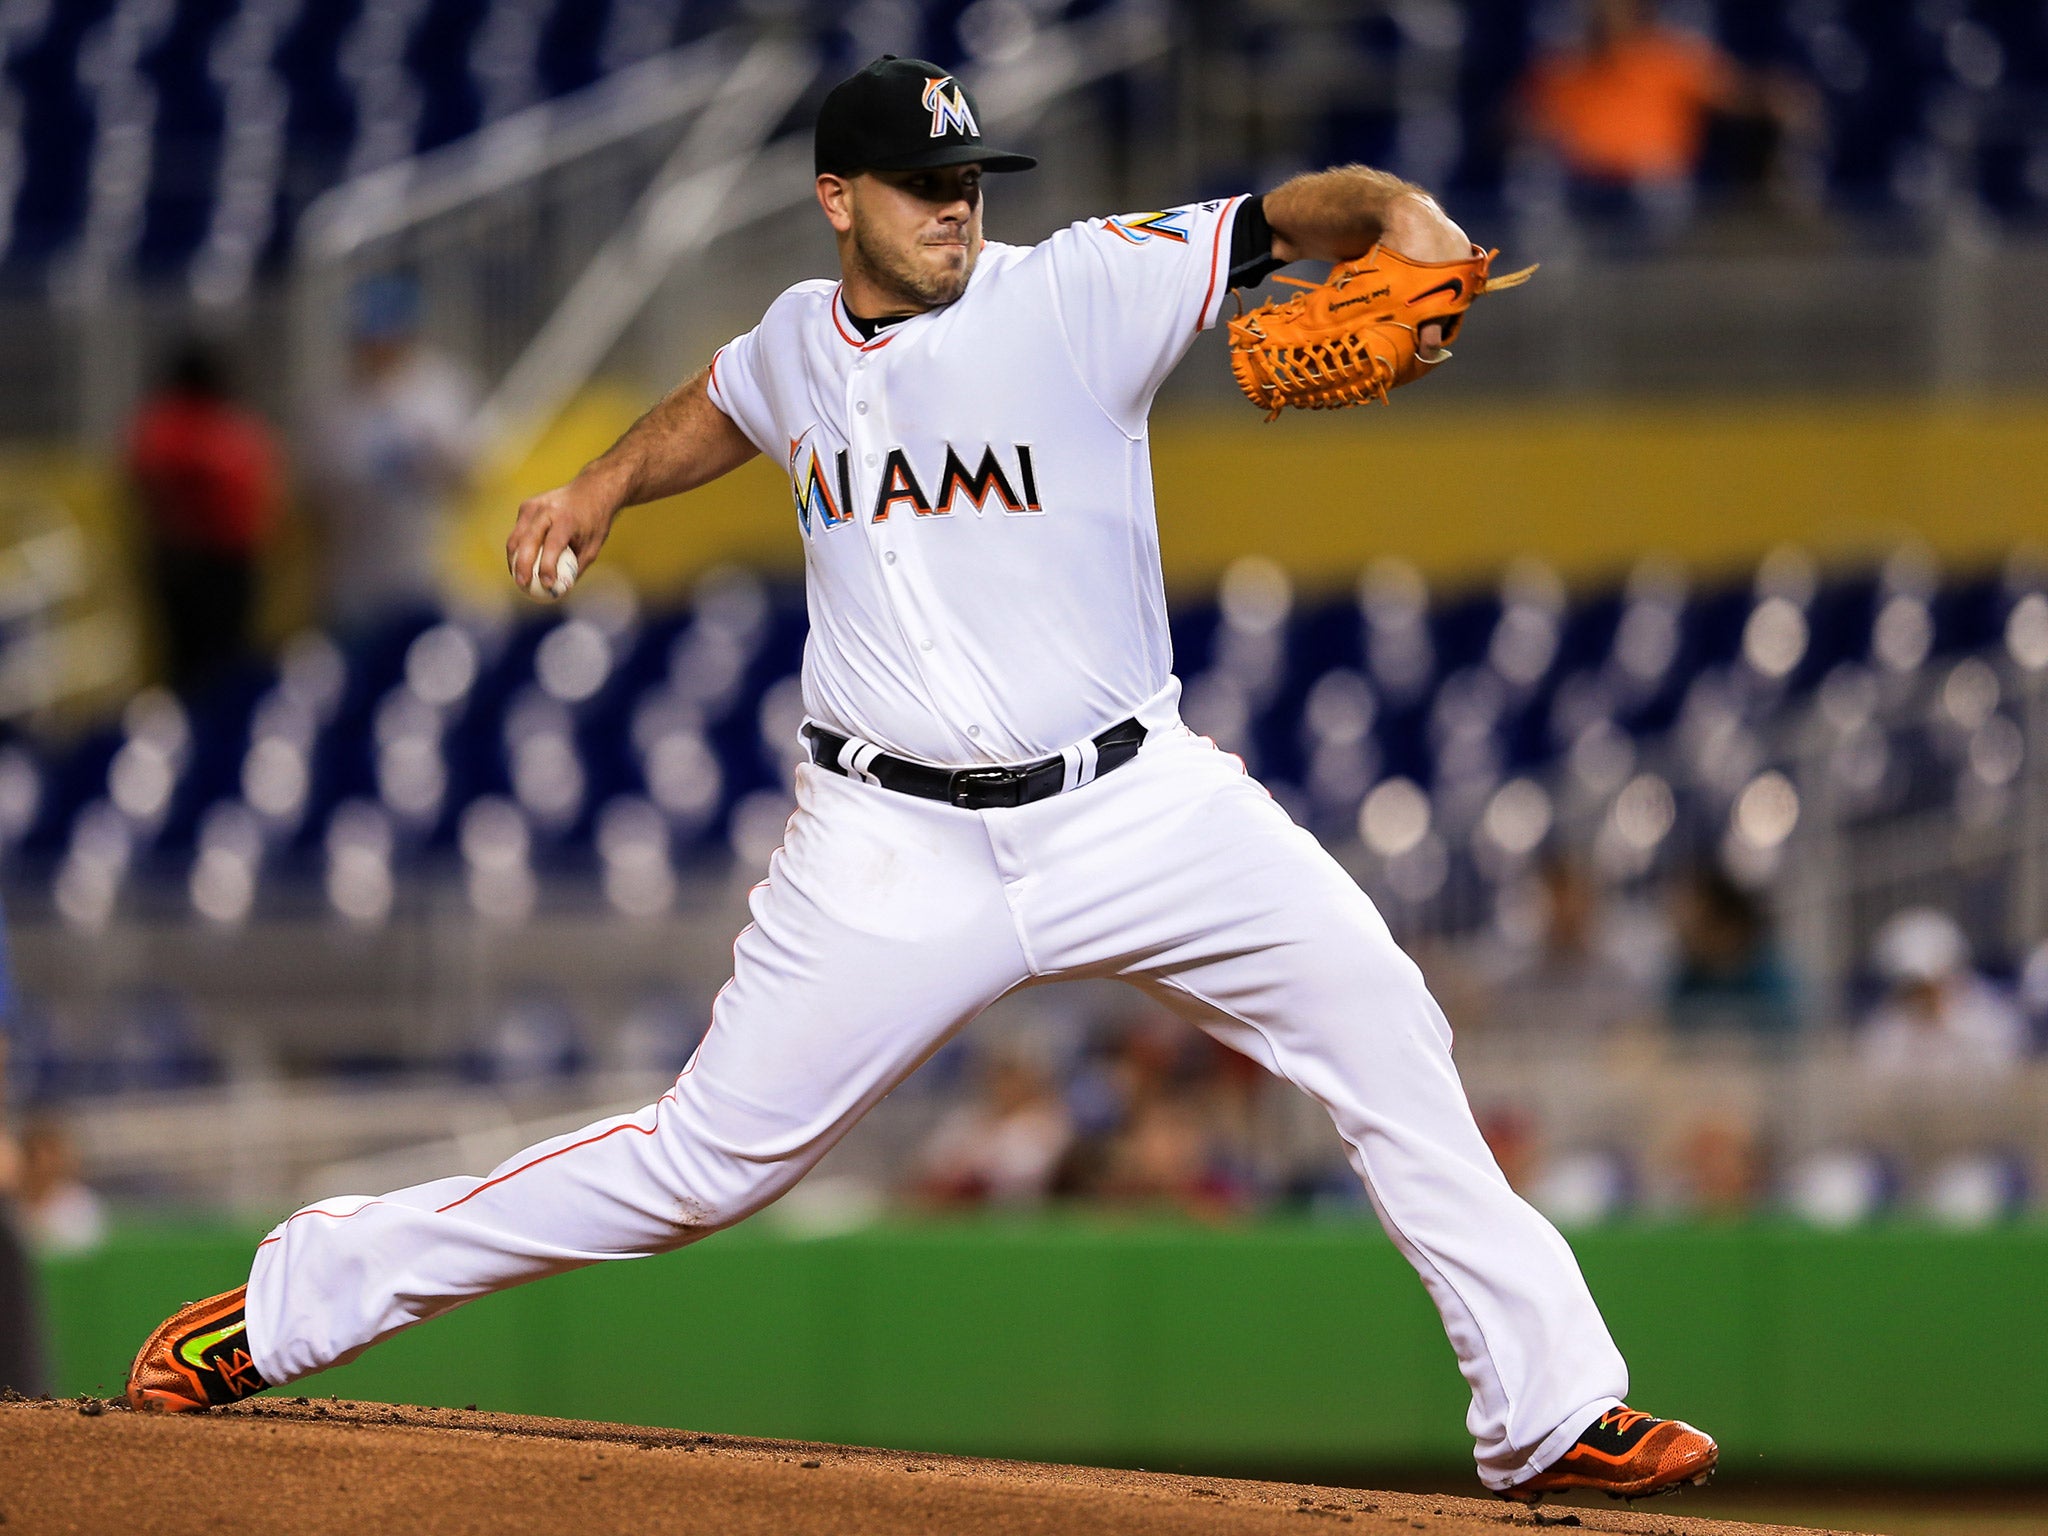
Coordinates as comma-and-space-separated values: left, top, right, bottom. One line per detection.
0, 1397, 1869, 1536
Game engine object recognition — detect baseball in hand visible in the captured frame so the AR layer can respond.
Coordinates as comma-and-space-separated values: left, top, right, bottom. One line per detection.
526, 546, 579, 602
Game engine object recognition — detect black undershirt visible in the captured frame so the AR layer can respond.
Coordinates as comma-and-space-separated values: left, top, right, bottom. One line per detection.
842, 307, 912, 341
1226, 194, 1286, 289
838, 195, 1284, 337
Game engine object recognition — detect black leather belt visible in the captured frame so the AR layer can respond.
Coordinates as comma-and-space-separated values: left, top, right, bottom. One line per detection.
802, 717, 1148, 810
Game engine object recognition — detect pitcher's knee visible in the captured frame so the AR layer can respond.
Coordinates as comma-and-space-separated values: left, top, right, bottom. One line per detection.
645, 1152, 805, 1247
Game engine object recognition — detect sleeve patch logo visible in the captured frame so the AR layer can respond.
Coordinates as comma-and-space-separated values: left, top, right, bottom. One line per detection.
922, 76, 979, 138
1102, 208, 1191, 245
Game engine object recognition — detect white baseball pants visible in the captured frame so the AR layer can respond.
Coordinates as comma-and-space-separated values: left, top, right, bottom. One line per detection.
247, 725, 1625, 1488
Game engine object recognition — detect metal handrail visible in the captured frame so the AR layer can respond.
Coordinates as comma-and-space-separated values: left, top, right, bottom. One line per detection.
295, 34, 748, 262
291, 4, 1177, 457
469, 3, 1176, 453
467, 34, 818, 450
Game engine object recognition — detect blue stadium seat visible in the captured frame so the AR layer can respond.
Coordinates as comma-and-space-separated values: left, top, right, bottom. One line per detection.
276, 0, 364, 172
6, 0, 112, 268
0, 556, 2028, 932
410, 0, 489, 155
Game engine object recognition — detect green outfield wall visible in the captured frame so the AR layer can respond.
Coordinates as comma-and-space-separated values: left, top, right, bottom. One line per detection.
37, 1219, 2048, 1476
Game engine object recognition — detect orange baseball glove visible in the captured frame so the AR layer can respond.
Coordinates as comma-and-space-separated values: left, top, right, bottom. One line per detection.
1227, 243, 1536, 420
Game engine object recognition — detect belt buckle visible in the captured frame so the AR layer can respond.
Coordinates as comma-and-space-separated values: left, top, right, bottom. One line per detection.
949, 766, 1023, 809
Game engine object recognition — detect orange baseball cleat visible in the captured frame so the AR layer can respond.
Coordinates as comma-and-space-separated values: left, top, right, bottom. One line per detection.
1500, 1405, 1718, 1503
126, 1285, 271, 1412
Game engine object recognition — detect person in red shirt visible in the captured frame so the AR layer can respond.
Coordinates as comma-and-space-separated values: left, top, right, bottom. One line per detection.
1518, 0, 1814, 231
1522, 0, 1739, 187
124, 342, 282, 693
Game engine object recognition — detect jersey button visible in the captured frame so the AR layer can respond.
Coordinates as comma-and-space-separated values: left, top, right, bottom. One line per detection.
855, 401, 869, 415
884, 552, 897, 565
864, 453, 878, 467
968, 726, 981, 739
920, 639, 933, 651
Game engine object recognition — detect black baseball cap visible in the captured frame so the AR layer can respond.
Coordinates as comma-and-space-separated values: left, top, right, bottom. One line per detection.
814, 56, 1037, 177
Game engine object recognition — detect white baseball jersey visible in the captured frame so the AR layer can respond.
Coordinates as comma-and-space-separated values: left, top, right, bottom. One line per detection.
705, 197, 1248, 766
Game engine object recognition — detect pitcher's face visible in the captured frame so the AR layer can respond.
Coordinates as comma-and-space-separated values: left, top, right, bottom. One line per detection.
822, 164, 985, 311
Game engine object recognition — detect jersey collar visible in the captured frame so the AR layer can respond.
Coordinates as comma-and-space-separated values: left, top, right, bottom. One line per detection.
828, 246, 1002, 352
831, 288, 905, 352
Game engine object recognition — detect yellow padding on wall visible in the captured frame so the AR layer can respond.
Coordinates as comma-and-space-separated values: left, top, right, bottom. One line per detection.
438, 391, 2048, 601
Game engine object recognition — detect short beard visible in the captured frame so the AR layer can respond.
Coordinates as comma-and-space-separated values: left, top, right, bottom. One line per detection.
851, 220, 977, 311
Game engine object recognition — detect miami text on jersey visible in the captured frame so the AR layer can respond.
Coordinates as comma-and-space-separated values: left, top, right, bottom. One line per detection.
788, 437, 1043, 535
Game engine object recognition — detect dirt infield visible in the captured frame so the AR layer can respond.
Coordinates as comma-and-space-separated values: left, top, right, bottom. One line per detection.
0, 1397, 1868, 1536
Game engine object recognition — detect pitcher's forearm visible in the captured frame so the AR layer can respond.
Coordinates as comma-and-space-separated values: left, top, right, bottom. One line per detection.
1265, 165, 1450, 264
506, 367, 756, 591
576, 368, 758, 511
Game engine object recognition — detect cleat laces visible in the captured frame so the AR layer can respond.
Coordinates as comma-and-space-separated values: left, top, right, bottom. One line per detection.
1596, 1406, 1654, 1438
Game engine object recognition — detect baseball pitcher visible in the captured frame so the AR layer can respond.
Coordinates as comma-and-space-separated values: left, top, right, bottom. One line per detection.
130, 57, 1715, 1504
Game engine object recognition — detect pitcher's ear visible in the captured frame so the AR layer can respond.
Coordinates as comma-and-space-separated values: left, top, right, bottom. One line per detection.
816, 173, 856, 233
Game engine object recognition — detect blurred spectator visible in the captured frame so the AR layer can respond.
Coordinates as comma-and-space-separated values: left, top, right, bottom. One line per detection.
1101, 1088, 1218, 1210
2020, 939, 2048, 1053
124, 339, 282, 694
1785, 1148, 1892, 1228
1478, 854, 1655, 1040
312, 274, 476, 628
604, 989, 709, 1079
468, 993, 584, 1088
1673, 1113, 1765, 1218
0, 1036, 48, 1394
1518, 0, 1813, 231
16, 1120, 105, 1256
1528, 1148, 1633, 1228
915, 1051, 1073, 1208
1856, 909, 2025, 1082
1920, 1153, 2028, 1229
1476, 1104, 1541, 1195
1056, 1010, 1181, 1197
1054, 1013, 1260, 1218
1665, 867, 1799, 1043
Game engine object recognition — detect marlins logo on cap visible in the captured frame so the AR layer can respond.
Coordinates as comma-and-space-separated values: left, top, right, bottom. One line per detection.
813, 56, 1036, 175
922, 76, 978, 139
